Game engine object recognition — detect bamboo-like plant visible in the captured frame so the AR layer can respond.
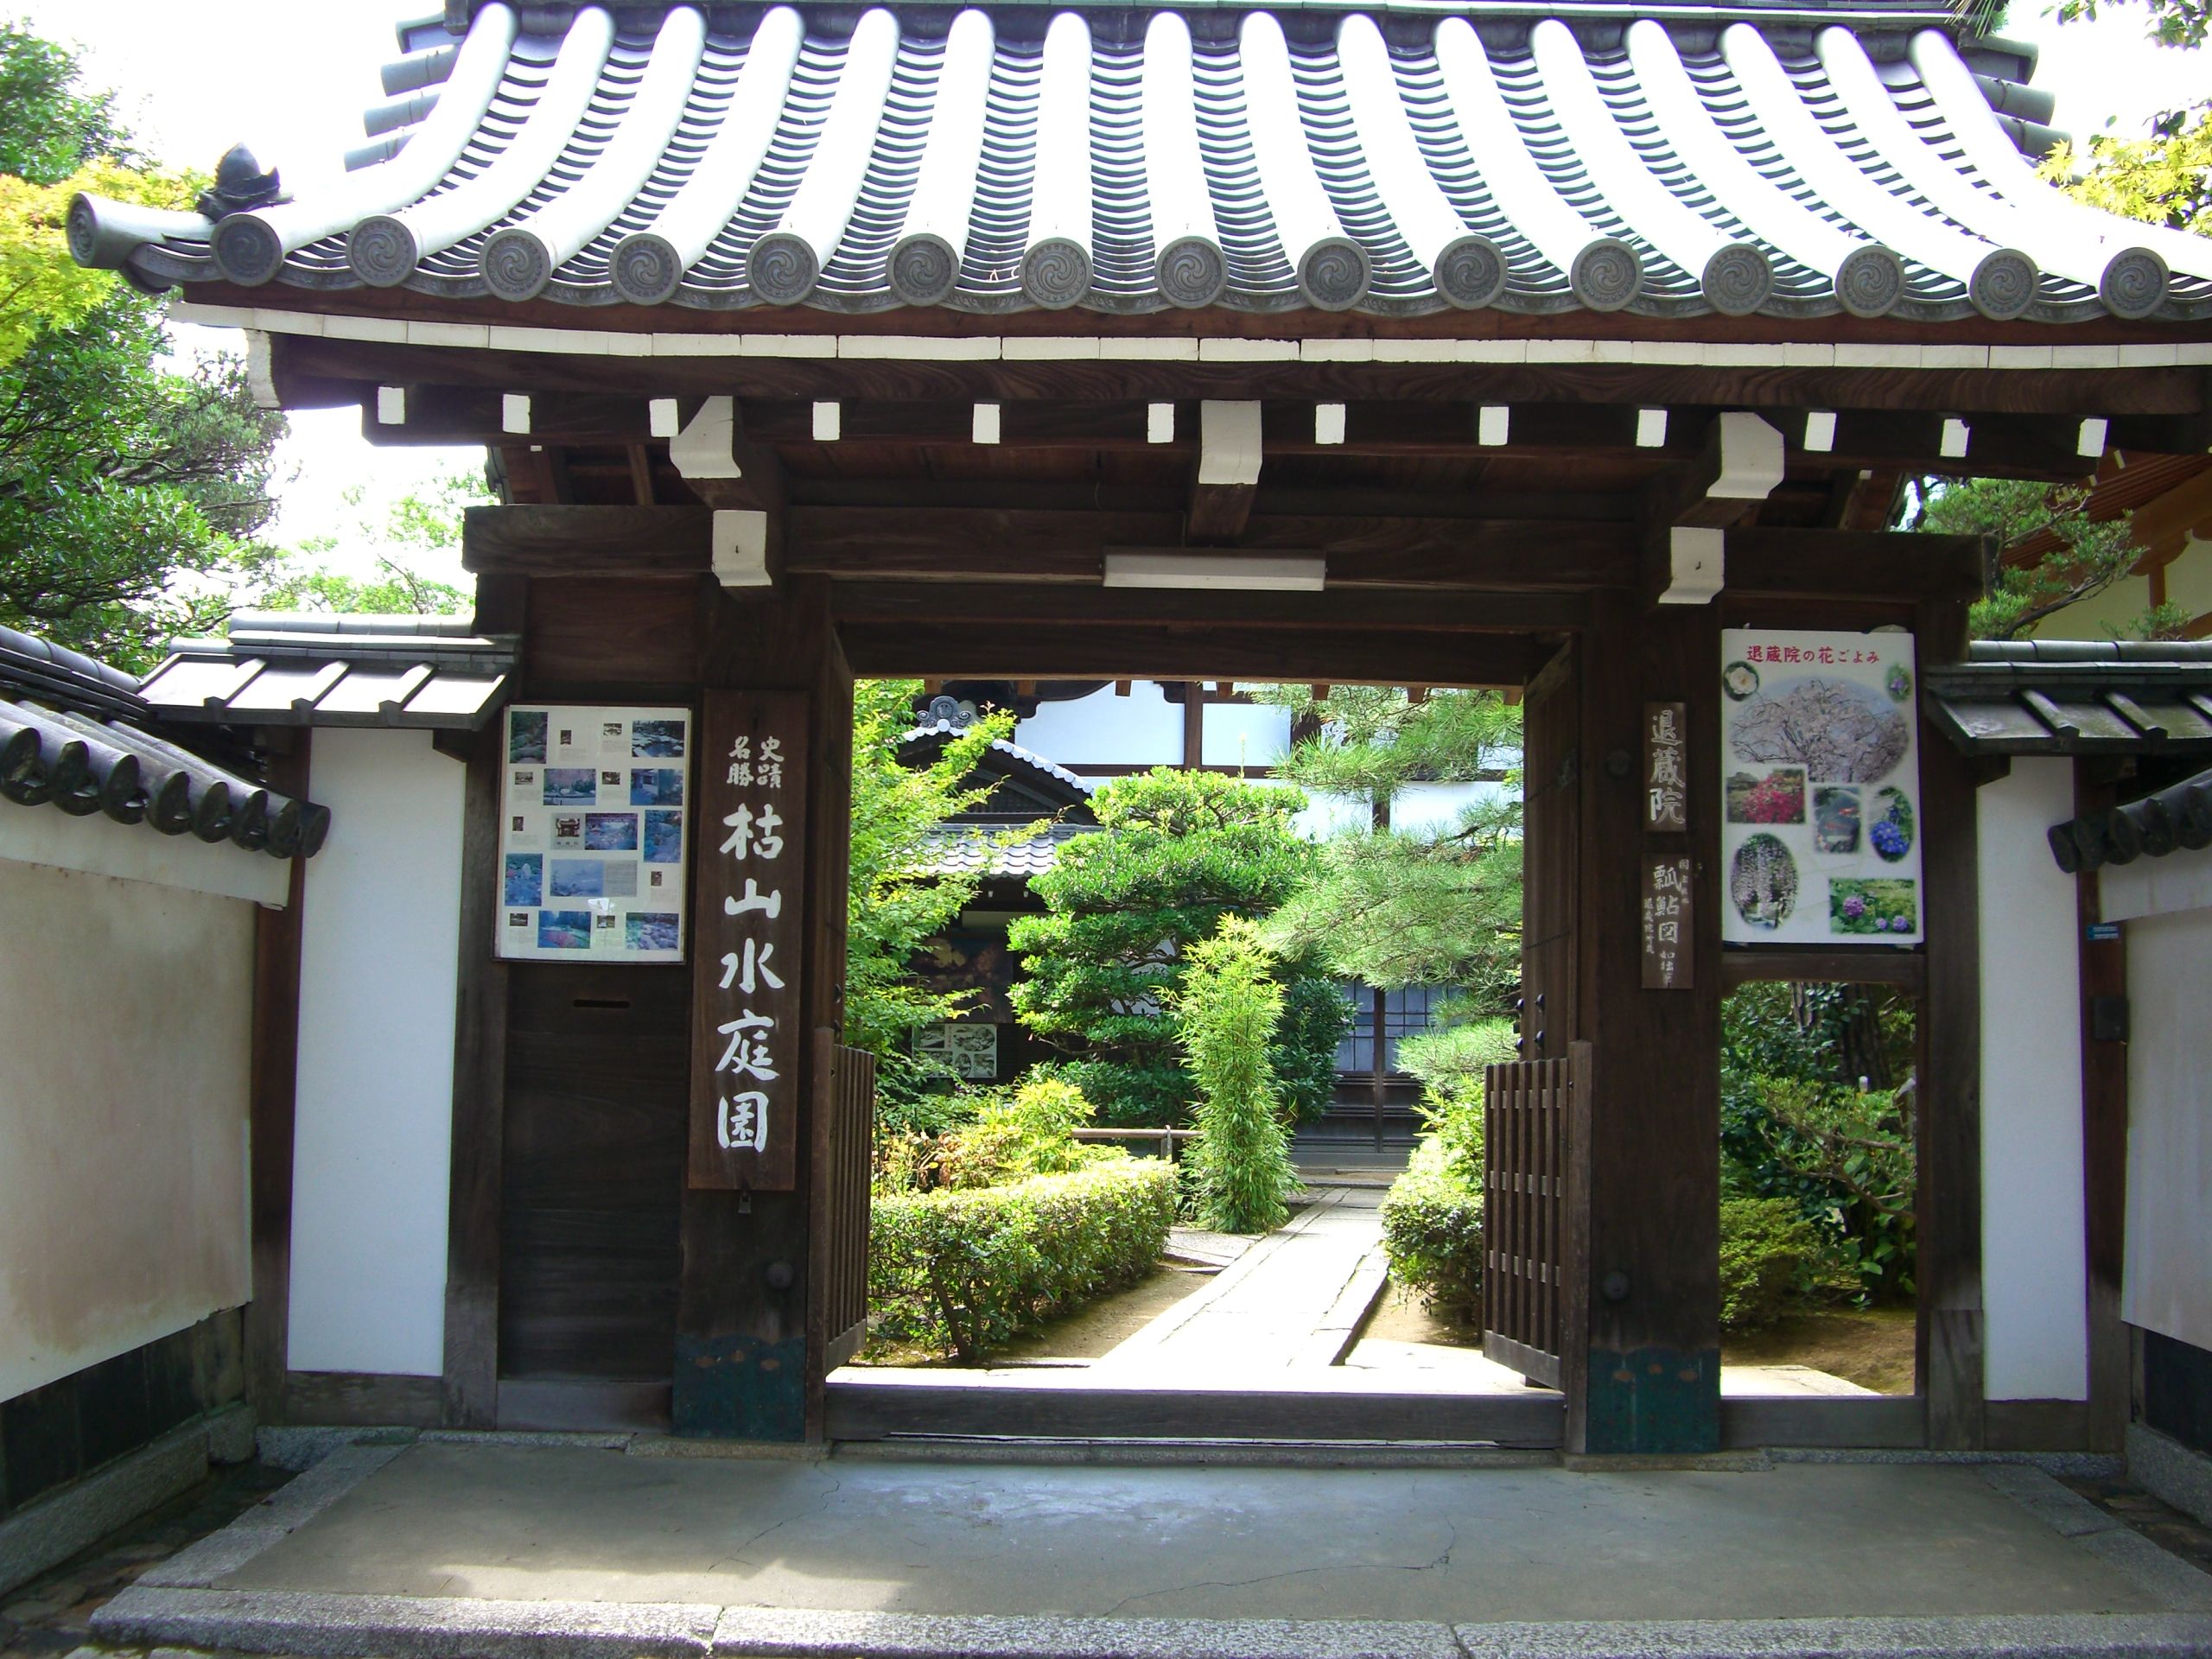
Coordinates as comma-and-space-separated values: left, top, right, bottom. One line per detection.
1176, 916, 1297, 1234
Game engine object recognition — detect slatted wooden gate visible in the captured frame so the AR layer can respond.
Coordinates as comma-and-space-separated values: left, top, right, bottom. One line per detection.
815, 1039, 877, 1371
1482, 1043, 1589, 1389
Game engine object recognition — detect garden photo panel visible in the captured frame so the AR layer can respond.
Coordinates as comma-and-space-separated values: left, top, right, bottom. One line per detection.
1720, 628, 1923, 948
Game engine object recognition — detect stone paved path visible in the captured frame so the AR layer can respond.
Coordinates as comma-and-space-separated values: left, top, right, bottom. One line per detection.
1092, 1188, 1390, 1376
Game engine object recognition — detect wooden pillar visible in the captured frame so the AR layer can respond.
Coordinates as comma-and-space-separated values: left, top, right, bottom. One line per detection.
673, 575, 853, 1440
1181, 682, 1204, 769
246, 732, 311, 1419
1566, 593, 1724, 1456
440, 573, 526, 1428
2075, 763, 2130, 1452
1916, 596, 1986, 1450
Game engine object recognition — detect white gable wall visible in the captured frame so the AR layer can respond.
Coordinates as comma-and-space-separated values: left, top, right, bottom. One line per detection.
287, 729, 465, 1376
1977, 759, 2088, 1401
2105, 840, 2212, 1355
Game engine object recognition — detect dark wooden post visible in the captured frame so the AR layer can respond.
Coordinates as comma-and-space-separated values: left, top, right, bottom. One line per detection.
1565, 593, 1724, 1456
2075, 762, 2130, 1452
440, 573, 526, 1428
246, 731, 311, 1420
1916, 596, 1986, 1451
675, 575, 854, 1440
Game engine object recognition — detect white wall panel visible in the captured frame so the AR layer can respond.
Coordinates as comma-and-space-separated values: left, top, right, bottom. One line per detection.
287, 729, 464, 1376
2121, 904, 2212, 1353
1978, 759, 2088, 1401
1015, 683, 1182, 767
1201, 701, 1291, 769
0, 861, 252, 1402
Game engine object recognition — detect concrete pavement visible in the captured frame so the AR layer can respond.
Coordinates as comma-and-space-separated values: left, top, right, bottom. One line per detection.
83, 1438, 2212, 1658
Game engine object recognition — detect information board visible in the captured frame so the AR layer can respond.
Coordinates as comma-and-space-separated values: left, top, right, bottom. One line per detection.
497, 704, 691, 963
1719, 629, 1923, 948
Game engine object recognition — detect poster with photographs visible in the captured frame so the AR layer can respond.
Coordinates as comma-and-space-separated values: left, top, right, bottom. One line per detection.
1719, 629, 1923, 948
498, 704, 691, 963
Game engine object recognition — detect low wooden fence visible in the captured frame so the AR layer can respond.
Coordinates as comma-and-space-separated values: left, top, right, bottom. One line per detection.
1071, 1126, 1199, 1161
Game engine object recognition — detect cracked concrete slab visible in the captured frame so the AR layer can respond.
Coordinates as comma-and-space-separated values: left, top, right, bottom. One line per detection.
191, 1444, 2183, 1624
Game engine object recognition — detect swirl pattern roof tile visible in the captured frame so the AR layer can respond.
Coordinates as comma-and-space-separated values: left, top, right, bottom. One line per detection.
73, 4, 2210, 322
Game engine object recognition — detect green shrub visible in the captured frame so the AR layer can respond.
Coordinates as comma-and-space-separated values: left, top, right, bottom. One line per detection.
1719, 1197, 1821, 1331
1177, 917, 1297, 1233
1398, 1016, 1515, 1187
936, 1074, 1100, 1188
1380, 1136, 1484, 1324
868, 1159, 1178, 1360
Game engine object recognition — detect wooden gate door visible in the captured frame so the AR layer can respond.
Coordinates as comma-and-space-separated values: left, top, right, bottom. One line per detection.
810, 1038, 876, 1376
1482, 1046, 1589, 1388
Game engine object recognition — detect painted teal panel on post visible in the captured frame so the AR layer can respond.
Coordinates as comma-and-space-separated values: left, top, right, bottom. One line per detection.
672, 1334, 807, 1440
1582, 1346, 1721, 1454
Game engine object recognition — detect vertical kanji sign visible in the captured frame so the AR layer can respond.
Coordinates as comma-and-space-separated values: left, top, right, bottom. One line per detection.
690, 690, 808, 1191
1643, 702, 1688, 833
1641, 855, 1694, 990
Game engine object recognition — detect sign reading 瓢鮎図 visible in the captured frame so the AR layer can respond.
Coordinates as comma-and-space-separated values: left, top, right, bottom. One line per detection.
1719, 628, 1923, 948
690, 690, 807, 1192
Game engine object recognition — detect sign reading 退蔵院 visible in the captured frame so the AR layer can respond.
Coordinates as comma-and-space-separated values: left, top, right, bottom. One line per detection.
1719, 629, 1923, 948
497, 704, 692, 963
690, 690, 807, 1192
1643, 702, 1688, 832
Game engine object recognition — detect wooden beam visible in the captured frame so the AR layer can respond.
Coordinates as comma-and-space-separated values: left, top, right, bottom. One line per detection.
465, 505, 713, 576
441, 575, 524, 1429
626, 443, 657, 507
2075, 765, 2130, 1453
836, 620, 1541, 687
275, 333, 2209, 420
245, 734, 309, 1421
830, 581, 1587, 635
788, 508, 1636, 590
1726, 528, 1985, 602
361, 381, 2195, 483
1916, 595, 1986, 1452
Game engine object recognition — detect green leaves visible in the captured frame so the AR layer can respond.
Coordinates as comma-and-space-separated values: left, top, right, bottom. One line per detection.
1912, 476, 2177, 644
1008, 766, 1337, 1127
868, 1160, 1177, 1361
1176, 917, 1297, 1234
844, 680, 1042, 1113
1380, 1137, 1484, 1324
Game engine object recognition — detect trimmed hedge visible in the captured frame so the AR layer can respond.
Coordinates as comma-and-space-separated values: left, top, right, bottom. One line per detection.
1719, 1196, 1823, 1331
869, 1157, 1178, 1360
1379, 1136, 1484, 1325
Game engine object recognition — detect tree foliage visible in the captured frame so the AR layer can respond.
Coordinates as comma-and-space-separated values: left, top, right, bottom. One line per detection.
1176, 916, 1298, 1234
257, 470, 486, 617
0, 22, 284, 670
844, 681, 1039, 1116
1255, 686, 1525, 1012
1907, 476, 2181, 641
2044, 112, 2212, 238
1007, 767, 1343, 1126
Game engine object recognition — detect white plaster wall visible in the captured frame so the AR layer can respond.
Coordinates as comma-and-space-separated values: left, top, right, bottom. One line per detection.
1201, 701, 1292, 770
0, 859, 252, 1402
1977, 759, 2089, 1401
2120, 898, 2212, 1355
1015, 683, 1183, 767
287, 729, 464, 1376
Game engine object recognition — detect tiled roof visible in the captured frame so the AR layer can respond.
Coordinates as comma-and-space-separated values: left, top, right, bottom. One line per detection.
925, 819, 1100, 876
140, 611, 517, 731
0, 624, 329, 861
67, 5, 2209, 322
1924, 640, 2212, 757
2047, 764, 2212, 874
901, 726, 1096, 797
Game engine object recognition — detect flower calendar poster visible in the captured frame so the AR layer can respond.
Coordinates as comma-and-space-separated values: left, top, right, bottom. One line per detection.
497, 704, 691, 962
1719, 629, 1923, 948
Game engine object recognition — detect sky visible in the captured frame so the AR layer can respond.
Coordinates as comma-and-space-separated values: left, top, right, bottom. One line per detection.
14, 0, 2206, 586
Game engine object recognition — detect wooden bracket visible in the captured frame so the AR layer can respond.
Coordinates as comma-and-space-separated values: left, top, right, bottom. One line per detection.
671, 396, 785, 583
1639, 411, 1783, 605
1189, 400, 1262, 542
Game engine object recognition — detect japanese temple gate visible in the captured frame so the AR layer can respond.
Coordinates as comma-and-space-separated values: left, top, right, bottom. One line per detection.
73, 0, 2212, 1454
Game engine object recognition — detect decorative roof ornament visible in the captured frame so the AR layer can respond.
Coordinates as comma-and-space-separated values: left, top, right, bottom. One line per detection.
195, 143, 286, 220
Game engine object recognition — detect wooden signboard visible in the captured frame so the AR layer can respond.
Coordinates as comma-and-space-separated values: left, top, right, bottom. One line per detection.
1643, 702, 1688, 833
690, 689, 808, 1192
1641, 856, 1694, 990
